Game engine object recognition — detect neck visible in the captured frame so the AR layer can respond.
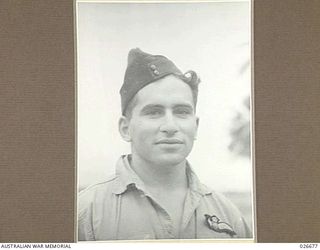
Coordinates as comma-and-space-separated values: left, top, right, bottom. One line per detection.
129, 154, 188, 191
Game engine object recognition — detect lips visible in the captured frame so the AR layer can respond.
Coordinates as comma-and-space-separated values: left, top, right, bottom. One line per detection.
155, 139, 183, 144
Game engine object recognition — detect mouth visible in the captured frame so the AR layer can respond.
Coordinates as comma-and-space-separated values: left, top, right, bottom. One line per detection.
155, 139, 184, 145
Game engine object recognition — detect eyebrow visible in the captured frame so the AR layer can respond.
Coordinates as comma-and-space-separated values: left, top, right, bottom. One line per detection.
173, 104, 194, 110
140, 104, 164, 114
140, 103, 194, 113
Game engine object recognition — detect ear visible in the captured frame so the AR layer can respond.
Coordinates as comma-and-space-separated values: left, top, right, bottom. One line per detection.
194, 116, 200, 140
118, 116, 131, 142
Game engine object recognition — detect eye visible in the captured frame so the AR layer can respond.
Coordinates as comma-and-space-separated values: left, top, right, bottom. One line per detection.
144, 108, 164, 117
174, 108, 193, 117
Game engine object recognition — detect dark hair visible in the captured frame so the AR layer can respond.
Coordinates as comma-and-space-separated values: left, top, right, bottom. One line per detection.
123, 94, 138, 119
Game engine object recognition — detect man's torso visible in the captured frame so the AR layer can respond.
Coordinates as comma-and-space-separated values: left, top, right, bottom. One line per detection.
78, 156, 252, 241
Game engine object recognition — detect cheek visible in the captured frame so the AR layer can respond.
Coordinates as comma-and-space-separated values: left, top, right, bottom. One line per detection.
181, 121, 198, 138
129, 121, 158, 141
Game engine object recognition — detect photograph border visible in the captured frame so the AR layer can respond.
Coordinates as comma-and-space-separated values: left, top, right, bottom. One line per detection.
1, 0, 319, 243
75, 0, 255, 242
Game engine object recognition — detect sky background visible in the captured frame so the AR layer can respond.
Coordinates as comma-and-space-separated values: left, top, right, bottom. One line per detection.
77, 1, 252, 194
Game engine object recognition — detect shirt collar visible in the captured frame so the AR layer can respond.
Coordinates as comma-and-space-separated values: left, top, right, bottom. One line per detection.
112, 154, 212, 196
112, 154, 149, 195
186, 162, 212, 196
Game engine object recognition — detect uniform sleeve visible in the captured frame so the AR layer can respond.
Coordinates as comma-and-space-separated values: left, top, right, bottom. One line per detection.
78, 190, 96, 241
234, 216, 252, 238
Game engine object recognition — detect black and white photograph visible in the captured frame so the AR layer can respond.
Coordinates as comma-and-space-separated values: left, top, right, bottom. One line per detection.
77, 0, 253, 241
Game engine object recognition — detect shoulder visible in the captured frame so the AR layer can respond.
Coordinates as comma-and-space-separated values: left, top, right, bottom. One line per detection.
78, 175, 120, 241
79, 174, 118, 195
203, 189, 239, 216
78, 175, 118, 215
210, 190, 240, 212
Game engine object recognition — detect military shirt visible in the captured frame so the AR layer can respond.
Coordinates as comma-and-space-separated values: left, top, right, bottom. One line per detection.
78, 155, 252, 241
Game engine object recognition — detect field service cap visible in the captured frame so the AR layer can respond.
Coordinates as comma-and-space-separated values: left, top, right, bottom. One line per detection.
120, 48, 200, 115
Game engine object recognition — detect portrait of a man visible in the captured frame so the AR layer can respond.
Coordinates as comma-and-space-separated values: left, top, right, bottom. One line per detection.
77, 1, 253, 241
78, 48, 252, 240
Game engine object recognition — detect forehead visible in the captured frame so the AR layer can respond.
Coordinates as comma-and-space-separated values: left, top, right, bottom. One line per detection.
133, 75, 194, 109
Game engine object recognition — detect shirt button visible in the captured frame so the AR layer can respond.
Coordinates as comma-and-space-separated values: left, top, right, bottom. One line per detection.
153, 70, 160, 75
150, 64, 156, 70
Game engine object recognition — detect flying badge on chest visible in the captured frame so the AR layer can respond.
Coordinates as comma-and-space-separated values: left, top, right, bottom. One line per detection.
204, 214, 237, 238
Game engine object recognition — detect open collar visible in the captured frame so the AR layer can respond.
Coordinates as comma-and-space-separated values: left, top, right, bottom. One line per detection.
112, 154, 212, 196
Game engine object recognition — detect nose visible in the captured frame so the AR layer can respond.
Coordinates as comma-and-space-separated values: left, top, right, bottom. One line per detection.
159, 112, 178, 136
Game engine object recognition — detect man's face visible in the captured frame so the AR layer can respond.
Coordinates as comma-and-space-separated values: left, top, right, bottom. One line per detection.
126, 75, 199, 167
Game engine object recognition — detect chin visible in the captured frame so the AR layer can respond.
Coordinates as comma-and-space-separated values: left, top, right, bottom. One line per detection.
153, 154, 187, 167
